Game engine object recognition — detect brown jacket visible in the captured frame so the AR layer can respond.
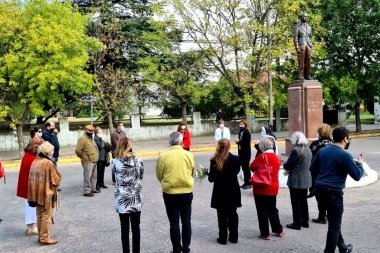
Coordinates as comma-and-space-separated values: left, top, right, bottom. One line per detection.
111, 130, 126, 154
28, 157, 62, 209
75, 133, 99, 163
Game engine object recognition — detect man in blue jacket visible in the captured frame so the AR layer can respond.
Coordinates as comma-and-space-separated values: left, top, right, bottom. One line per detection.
310, 127, 364, 253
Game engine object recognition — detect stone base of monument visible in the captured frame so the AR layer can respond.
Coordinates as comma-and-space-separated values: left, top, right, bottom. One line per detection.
242, 162, 378, 188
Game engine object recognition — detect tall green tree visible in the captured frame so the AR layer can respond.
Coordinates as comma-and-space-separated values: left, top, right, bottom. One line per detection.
85, 0, 158, 131
0, 0, 101, 157
142, 48, 209, 121
168, 0, 322, 119
317, 0, 380, 132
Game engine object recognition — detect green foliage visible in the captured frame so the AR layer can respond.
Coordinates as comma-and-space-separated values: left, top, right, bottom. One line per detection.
169, 0, 323, 117
87, 0, 160, 126
139, 21, 210, 120
191, 82, 245, 120
0, 0, 101, 124
317, 0, 380, 107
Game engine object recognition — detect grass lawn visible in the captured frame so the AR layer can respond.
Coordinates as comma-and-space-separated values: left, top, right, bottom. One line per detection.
348, 112, 374, 121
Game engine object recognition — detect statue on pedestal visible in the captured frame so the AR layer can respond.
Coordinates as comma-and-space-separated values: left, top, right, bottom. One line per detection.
293, 13, 313, 80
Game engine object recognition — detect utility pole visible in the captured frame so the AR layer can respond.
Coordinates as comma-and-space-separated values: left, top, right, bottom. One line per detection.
267, 13, 274, 127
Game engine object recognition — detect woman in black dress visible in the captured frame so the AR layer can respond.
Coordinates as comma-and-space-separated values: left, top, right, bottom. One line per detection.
208, 138, 241, 245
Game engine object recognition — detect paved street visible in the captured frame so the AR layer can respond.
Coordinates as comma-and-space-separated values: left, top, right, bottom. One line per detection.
0, 137, 379, 253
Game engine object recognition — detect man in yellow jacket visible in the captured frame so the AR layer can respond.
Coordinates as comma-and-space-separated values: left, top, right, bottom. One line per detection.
156, 132, 194, 253
75, 125, 99, 197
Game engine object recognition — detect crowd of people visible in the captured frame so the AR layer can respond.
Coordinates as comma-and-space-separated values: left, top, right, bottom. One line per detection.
13, 117, 364, 253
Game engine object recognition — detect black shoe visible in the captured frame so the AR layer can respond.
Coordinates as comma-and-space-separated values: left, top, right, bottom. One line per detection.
101, 185, 108, 189
307, 192, 315, 198
305, 76, 312, 80
240, 184, 247, 188
228, 238, 238, 243
96, 187, 100, 191
242, 184, 252, 190
0, 218, 2, 223
286, 223, 301, 230
312, 218, 327, 224
301, 222, 309, 228
345, 244, 353, 253
83, 193, 94, 197
217, 238, 227, 245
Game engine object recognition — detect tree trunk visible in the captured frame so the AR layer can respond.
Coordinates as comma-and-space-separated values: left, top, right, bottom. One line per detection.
244, 101, 250, 120
36, 116, 44, 124
107, 110, 114, 137
354, 102, 361, 132
181, 102, 187, 122
16, 106, 30, 158
275, 109, 281, 131
16, 123, 25, 158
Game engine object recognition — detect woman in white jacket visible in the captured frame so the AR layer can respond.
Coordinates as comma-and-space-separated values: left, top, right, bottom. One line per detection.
215, 120, 231, 141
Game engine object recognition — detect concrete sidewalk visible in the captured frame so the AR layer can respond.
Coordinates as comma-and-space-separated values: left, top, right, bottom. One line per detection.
2, 124, 380, 168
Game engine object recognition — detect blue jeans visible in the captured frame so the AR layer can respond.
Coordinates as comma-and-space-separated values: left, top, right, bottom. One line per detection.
163, 192, 192, 253
316, 187, 348, 253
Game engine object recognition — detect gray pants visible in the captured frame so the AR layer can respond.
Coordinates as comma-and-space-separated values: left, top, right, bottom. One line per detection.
82, 162, 97, 194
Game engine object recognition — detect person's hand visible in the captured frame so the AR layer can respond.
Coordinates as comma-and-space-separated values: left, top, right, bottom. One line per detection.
254, 138, 260, 144
357, 154, 364, 164
235, 139, 239, 143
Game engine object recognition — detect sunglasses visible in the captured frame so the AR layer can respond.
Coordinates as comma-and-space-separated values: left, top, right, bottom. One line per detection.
38, 131, 42, 133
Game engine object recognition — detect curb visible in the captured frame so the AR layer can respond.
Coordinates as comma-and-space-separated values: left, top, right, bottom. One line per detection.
3, 132, 380, 169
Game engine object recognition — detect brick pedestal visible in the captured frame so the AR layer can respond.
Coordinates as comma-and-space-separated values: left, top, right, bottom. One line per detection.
285, 80, 323, 155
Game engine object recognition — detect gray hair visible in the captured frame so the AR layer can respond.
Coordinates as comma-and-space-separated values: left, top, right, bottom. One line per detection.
38, 141, 54, 157
290, 131, 308, 145
259, 137, 274, 152
95, 126, 102, 134
169, 132, 183, 146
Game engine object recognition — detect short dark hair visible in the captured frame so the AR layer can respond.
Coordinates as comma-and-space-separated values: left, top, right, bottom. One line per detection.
115, 121, 123, 128
332, 127, 350, 142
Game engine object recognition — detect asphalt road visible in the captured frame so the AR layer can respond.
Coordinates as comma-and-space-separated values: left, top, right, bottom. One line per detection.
0, 137, 379, 253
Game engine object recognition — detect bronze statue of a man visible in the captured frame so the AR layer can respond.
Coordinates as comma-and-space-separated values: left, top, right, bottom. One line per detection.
293, 13, 313, 80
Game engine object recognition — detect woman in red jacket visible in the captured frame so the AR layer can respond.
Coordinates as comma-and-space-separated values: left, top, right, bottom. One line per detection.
16, 142, 40, 235
249, 137, 284, 240
177, 121, 192, 151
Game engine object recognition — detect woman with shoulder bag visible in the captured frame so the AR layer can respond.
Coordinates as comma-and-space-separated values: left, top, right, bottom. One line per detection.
249, 137, 283, 240
283, 131, 312, 230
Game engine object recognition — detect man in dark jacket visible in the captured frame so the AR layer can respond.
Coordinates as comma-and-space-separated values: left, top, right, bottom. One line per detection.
41, 121, 60, 165
310, 127, 363, 253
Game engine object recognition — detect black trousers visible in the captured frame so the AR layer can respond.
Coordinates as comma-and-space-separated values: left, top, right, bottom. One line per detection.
254, 194, 283, 236
119, 212, 141, 253
289, 188, 309, 227
316, 194, 328, 221
96, 160, 106, 188
239, 154, 251, 185
163, 192, 192, 253
316, 187, 348, 253
216, 207, 238, 242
